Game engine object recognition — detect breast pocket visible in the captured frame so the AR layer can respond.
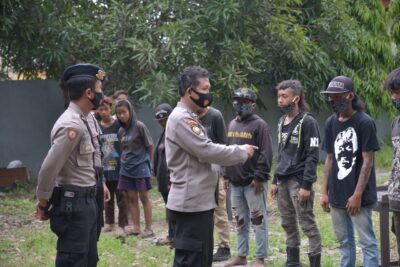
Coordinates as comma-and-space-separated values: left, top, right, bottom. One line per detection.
77, 137, 94, 167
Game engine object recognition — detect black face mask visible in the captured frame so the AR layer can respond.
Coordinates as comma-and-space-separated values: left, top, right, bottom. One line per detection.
393, 99, 400, 111
190, 89, 213, 108
90, 91, 104, 110
278, 101, 296, 114
329, 96, 349, 114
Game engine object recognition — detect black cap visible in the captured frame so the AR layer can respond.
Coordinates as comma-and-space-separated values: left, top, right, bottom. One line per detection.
62, 63, 106, 82
154, 103, 172, 120
321, 76, 355, 94
233, 87, 257, 102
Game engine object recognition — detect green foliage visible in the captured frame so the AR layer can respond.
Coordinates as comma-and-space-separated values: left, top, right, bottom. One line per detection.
1, 0, 399, 113
376, 142, 394, 172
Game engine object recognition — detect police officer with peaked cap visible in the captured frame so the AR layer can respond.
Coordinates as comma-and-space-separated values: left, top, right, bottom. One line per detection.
35, 63, 106, 267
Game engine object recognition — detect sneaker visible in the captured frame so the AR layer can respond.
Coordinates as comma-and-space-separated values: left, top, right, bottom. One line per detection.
115, 227, 126, 238
155, 237, 171, 246
213, 246, 231, 262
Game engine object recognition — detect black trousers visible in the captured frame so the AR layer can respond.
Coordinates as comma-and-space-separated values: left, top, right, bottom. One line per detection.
168, 209, 214, 267
49, 185, 98, 267
161, 191, 174, 240
96, 180, 104, 240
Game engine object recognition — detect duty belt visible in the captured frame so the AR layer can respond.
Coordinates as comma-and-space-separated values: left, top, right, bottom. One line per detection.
54, 185, 97, 199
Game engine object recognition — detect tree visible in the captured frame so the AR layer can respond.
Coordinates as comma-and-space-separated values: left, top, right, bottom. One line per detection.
1, 0, 399, 115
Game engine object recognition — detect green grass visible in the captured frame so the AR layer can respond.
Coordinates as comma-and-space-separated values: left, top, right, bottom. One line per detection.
0, 158, 397, 267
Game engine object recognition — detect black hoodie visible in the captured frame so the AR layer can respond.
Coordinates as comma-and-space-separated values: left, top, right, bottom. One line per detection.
273, 112, 320, 190
225, 113, 273, 186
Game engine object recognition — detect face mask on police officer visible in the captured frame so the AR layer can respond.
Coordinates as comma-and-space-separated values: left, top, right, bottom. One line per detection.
190, 88, 213, 108
90, 90, 104, 110
233, 100, 254, 118
329, 95, 350, 114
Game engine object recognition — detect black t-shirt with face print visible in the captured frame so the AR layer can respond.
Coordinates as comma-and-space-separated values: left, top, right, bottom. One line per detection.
322, 111, 380, 209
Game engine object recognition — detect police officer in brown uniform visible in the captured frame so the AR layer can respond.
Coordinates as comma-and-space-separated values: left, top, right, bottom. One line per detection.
165, 66, 257, 267
35, 64, 106, 267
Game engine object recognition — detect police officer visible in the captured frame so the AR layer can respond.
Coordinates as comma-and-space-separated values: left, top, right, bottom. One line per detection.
35, 63, 106, 267
87, 110, 111, 239
165, 66, 257, 267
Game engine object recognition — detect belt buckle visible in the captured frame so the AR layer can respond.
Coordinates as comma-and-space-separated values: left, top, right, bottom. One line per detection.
64, 191, 75, 198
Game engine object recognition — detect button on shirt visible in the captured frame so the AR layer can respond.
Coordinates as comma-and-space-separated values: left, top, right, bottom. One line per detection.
36, 102, 96, 200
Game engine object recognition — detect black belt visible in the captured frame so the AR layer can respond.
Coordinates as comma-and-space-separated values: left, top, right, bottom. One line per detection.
54, 185, 97, 199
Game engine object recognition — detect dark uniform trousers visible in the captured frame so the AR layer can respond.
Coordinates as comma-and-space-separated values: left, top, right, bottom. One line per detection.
169, 209, 214, 267
49, 185, 98, 267
95, 179, 104, 240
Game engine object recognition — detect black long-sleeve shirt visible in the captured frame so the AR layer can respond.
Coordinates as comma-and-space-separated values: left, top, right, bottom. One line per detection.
225, 113, 273, 186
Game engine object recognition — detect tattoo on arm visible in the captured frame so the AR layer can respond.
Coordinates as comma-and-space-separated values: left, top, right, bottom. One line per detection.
323, 154, 333, 195
354, 151, 374, 196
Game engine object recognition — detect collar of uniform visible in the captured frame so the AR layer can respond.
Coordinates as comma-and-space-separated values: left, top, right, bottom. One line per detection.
177, 101, 199, 119
68, 102, 85, 118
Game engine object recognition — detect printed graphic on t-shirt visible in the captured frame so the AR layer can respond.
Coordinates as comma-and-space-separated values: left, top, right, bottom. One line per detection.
281, 132, 289, 144
389, 136, 400, 199
227, 131, 253, 139
100, 133, 119, 171
334, 127, 358, 180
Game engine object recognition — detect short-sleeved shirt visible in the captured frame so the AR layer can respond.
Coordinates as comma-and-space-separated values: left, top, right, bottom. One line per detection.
100, 120, 121, 181
36, 102, 96, 200
322, 111, 379, 208
119, 120, 153, 179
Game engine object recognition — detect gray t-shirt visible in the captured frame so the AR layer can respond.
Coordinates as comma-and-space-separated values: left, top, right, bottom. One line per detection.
119, 120, 153, 178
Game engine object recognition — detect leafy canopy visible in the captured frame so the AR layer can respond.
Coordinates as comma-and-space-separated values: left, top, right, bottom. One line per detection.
1, 0, 399, 115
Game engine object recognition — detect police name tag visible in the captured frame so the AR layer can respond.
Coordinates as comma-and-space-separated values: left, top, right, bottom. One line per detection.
64, 191, 75, 198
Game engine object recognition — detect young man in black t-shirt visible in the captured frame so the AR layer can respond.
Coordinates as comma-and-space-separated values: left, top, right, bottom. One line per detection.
383, 66, 400, 263
270, 80, 321, 267
320, 76, 379, 267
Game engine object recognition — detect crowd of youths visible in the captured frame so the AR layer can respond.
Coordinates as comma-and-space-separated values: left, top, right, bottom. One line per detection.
35, 63, 400, 267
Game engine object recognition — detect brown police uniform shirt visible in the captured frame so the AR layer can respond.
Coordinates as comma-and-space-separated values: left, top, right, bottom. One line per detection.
87, 112, 102, 168
165, 101, 248, 212
36, 102, 96, 200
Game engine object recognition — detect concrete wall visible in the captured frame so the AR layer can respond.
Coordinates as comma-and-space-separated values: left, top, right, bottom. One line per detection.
0, 80, 64, 179
0, 80, 392, 179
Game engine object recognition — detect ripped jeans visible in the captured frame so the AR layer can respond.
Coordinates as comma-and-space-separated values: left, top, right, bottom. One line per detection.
231, 182, 268, 259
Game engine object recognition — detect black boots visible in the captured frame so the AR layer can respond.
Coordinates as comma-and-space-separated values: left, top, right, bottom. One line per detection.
284, 247, 300, 267
284, 247, 321, 267
308, 253, 321, 267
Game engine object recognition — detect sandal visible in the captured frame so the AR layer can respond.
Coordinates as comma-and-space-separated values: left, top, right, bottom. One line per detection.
124, 226, 140, 236
139, 229, 154, 239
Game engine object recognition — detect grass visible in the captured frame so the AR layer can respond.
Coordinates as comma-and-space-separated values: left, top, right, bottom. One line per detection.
0, 145, 397, 266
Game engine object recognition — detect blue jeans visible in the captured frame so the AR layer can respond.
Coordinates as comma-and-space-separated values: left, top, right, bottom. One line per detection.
231, 182, 268, 259
330, 206, 379, 267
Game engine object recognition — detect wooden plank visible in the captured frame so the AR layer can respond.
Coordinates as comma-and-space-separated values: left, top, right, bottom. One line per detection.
0, 167, 30, 187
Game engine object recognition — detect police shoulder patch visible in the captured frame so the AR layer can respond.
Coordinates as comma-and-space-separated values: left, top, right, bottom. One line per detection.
67, 128, 78, 140
191, 125, 202, 135
185, 119, 198, 126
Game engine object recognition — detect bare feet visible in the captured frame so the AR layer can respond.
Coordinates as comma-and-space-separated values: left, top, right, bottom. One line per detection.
102, 224, 114, 233
251, 258, 265, 267
224, 256, 247, 267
